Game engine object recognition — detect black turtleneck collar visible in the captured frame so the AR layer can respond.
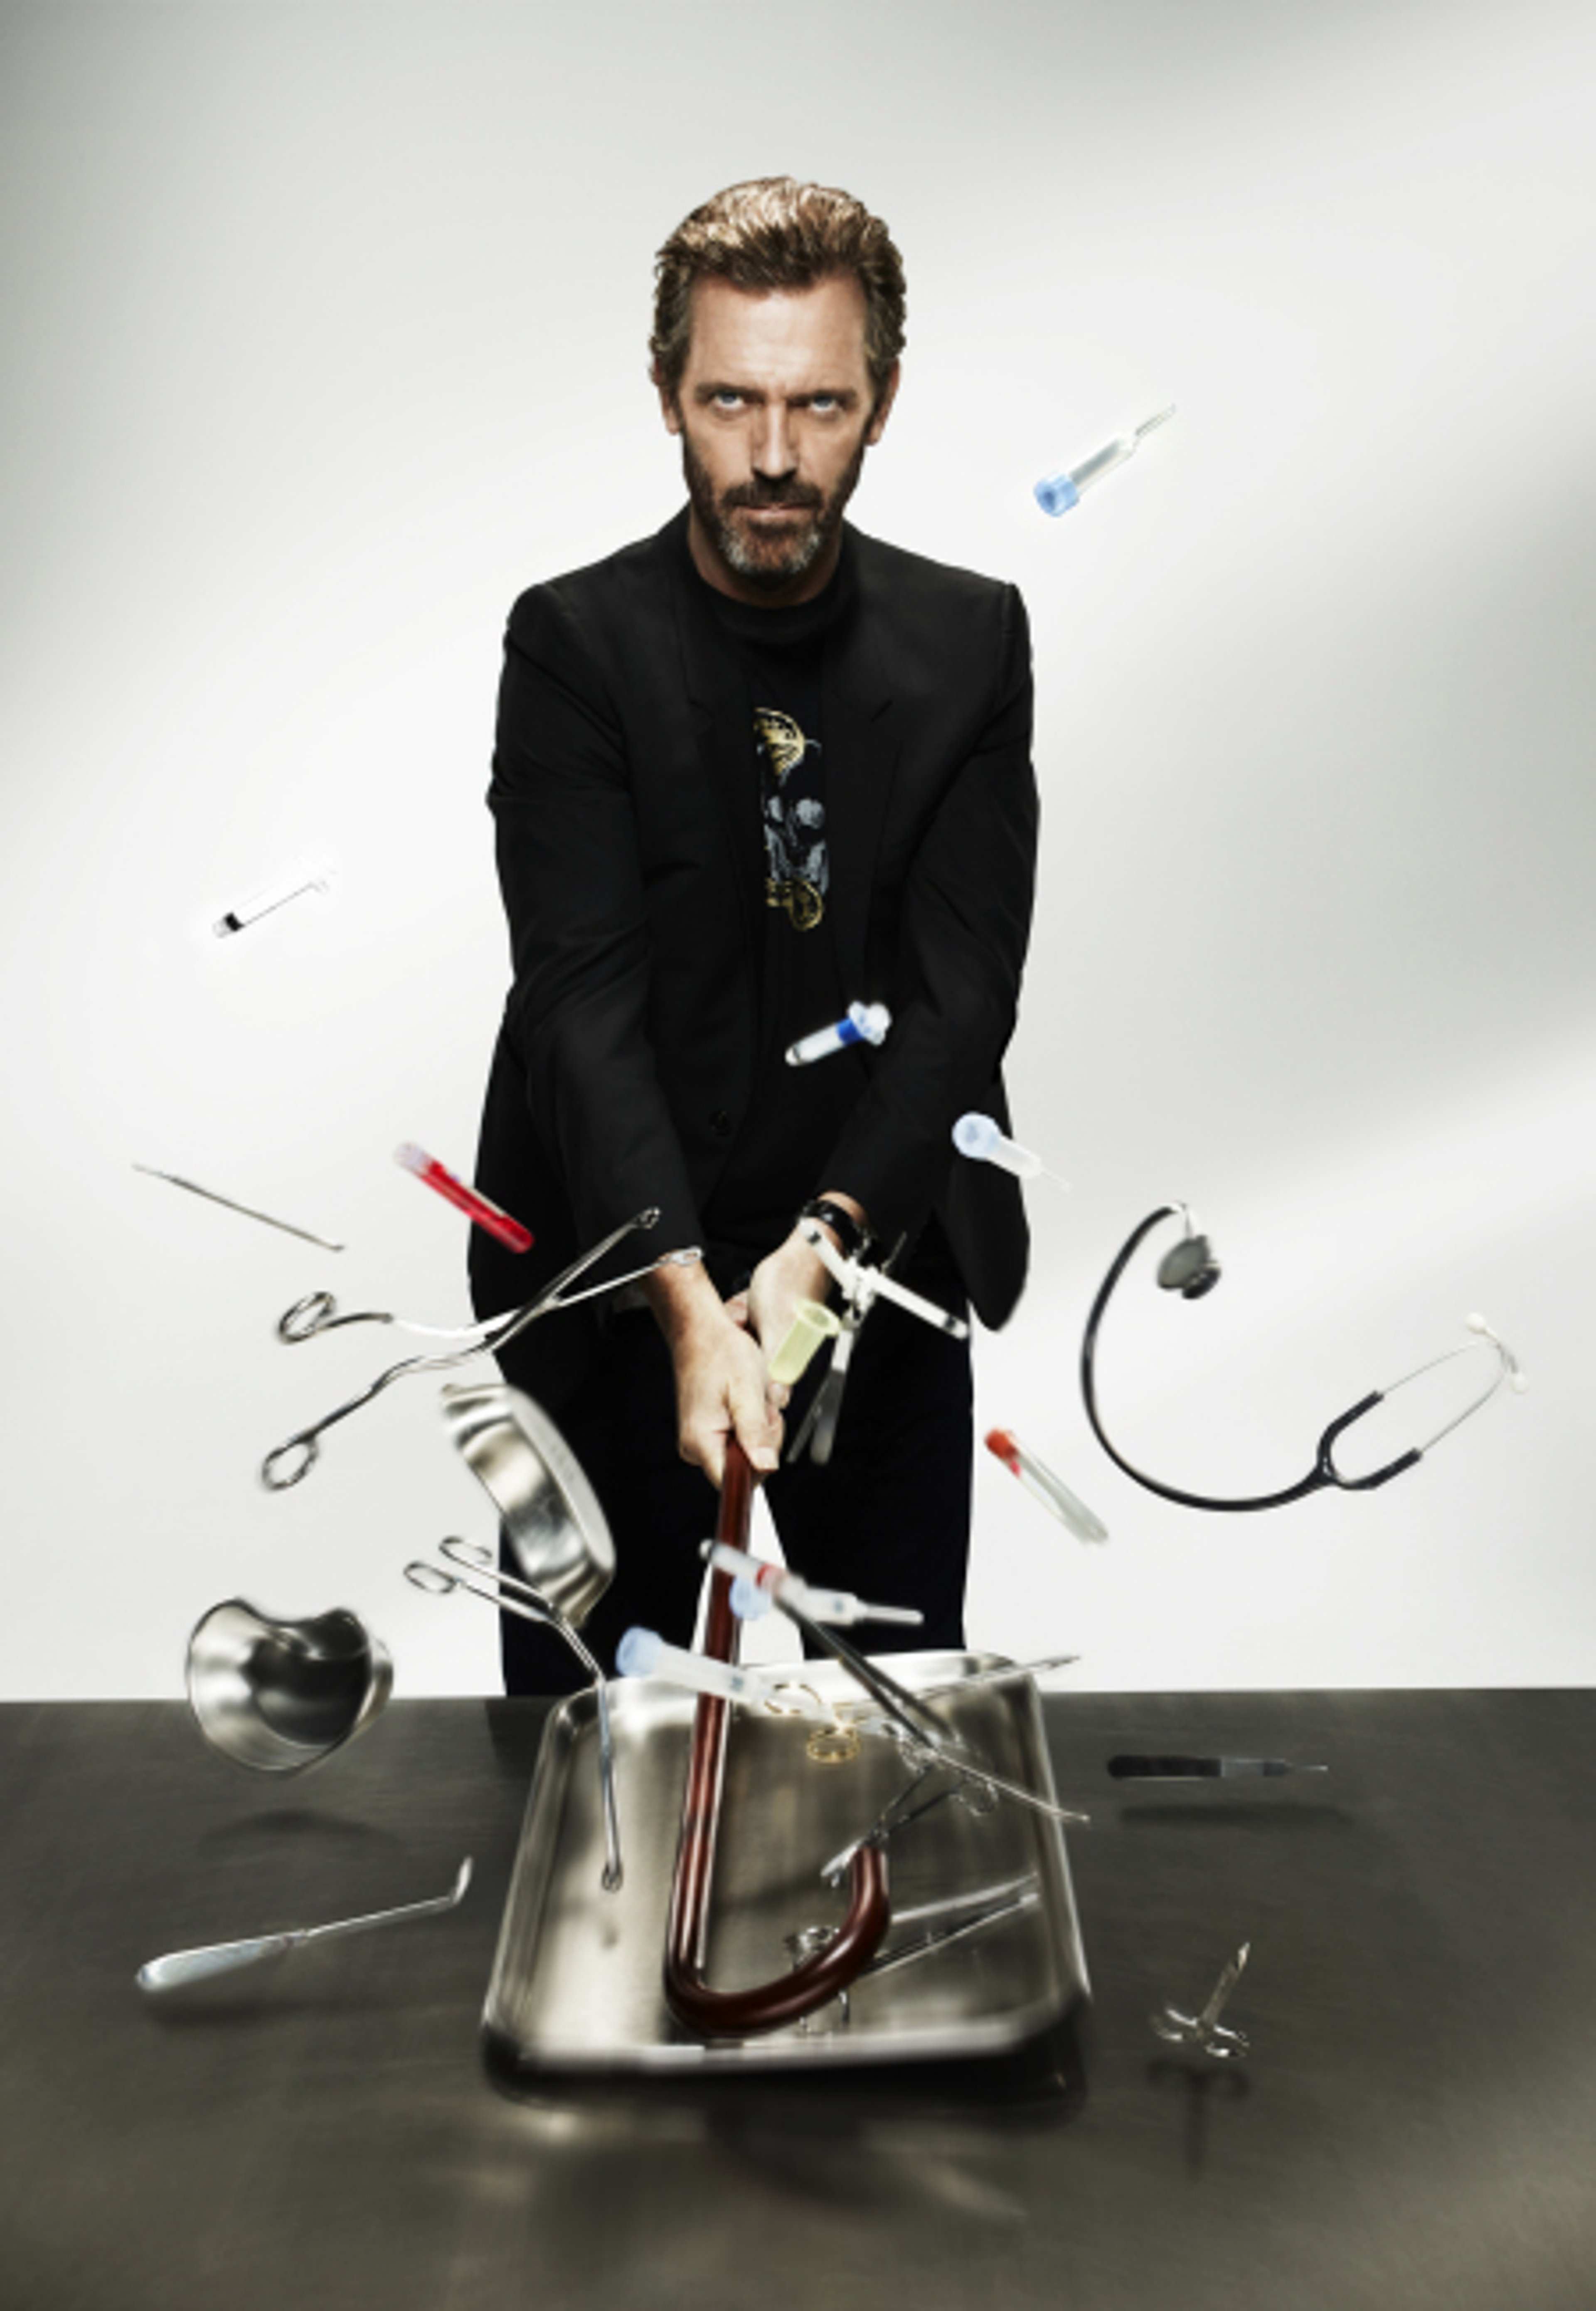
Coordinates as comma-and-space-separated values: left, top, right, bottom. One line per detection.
679, 517, 858, 654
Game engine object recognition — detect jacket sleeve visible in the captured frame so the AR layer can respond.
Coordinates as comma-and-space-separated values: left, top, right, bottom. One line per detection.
821, 584, 1038, 1249
488, 582, 704, 1256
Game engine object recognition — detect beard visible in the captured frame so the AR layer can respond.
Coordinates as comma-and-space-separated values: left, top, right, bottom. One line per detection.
680, 429, 868, 596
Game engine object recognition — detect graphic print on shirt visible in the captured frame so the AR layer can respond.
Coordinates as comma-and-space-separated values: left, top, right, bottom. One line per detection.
755, 707, 827, 933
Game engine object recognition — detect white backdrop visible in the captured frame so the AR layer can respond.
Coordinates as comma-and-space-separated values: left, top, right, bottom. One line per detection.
1, 0, 1589, 1699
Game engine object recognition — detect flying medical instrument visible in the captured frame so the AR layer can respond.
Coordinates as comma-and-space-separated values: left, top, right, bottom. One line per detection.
261, 1211, 695, 1488
1081, 1204, 1527, 1512
1034, 406, 1176, 517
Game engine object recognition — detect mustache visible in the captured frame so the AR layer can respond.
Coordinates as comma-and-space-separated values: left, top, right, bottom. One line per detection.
722, 481, 824, 512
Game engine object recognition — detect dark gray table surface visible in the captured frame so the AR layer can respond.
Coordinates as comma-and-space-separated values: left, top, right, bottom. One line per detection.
2, 1690, 1593, 2311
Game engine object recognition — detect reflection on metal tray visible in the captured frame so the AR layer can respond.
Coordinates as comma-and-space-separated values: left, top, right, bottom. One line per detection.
483, 1651, 1089, 2072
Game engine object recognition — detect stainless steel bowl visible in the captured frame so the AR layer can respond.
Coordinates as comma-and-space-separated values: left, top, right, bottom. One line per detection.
185, 1600, 393, 1774
439, 1382, 614, 1627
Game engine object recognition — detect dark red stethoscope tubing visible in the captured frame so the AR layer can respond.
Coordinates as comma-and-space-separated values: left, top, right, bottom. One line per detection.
662, 1438, 891, 2038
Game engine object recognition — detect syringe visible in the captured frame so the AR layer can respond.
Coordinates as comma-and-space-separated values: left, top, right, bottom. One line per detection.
987, 1428, 1109, 1543
213, 862, 333, 937
703, 1541, 925, 1629
1034, 405, 1175, 517
786, 1001, 892, 1067
952, 1112, 1069, 1191
615, 1627, 836, 1720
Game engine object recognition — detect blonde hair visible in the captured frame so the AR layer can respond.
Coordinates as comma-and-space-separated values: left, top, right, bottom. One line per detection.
651, 177, 906, 406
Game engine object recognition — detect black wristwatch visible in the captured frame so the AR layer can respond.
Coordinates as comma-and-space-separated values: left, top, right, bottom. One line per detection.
798, 1197, 873, 1263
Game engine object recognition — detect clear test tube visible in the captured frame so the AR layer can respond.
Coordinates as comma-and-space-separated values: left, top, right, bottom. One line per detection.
617, 1627, 751, 1700
729, 1575, 923, 1630
615, 1627, 832, 1719
786, 1001, 891, 1067
952, 1113, 1069, 1190
986, 1428, 1109, 1543
1034, 406, 1175, 517
707, 1543, 924, 1629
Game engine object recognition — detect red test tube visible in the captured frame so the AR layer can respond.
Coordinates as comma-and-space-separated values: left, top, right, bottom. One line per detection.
986, 1427, 1109, 1543
394, 1143, 532, 1253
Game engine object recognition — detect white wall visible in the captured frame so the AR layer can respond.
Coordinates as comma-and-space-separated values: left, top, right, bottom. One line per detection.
1, 0, 1589, 1699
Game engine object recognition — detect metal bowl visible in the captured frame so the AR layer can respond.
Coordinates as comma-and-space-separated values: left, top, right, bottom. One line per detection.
439, 1382, 614, 1627
185, 1600, 393, 1774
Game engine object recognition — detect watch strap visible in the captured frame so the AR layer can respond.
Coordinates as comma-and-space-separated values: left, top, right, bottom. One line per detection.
799, 1197, 872, 1262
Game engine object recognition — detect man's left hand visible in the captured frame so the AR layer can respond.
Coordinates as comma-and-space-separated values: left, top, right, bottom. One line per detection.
740, 1229, 835, 1407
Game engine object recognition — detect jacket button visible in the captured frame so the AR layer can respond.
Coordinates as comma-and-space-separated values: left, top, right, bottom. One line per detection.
709, 1109, 733, 1139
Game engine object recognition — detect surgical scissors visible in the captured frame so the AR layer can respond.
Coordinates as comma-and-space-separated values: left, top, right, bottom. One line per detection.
261, 1211, 696, 1488
278, 1295, 489, 1345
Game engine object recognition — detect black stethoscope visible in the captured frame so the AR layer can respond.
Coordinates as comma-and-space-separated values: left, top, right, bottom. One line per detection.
1080, 1204, 1526, 1513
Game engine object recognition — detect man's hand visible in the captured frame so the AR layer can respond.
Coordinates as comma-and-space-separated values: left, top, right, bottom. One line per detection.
742, 1189, 870, 1392
641, 1259, 782, 1487
741, 1231, 833, 1402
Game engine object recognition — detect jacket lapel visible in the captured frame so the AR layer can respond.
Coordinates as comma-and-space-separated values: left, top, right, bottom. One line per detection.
823, 529, 899, 998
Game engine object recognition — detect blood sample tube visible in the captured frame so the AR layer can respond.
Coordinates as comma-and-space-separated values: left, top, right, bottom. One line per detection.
394, 1143, 532, 1253
986, 1428, 1109, 1542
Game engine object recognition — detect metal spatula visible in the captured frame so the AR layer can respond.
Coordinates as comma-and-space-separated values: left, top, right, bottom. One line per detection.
137, 1858, 472, 1992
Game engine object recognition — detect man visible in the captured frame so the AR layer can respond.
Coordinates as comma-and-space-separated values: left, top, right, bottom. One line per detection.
469, 178, 1037, 1694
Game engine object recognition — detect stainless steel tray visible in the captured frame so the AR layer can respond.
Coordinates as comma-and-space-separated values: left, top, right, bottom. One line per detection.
483, 1651, 1089, 2072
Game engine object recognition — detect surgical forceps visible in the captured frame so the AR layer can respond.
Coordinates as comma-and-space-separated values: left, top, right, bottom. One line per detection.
820, 1721, 1090, 1884
261, 1210, 695, 1488
766, 1603, 1092, 1846
820, 1754, 1000, 1886
787, 1222, 968, 1467
406, 1538, 623, 1894
787, 1876, 1042, 2025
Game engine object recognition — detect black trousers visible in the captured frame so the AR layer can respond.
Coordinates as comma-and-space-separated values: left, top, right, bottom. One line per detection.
499, 1294, 974, 1696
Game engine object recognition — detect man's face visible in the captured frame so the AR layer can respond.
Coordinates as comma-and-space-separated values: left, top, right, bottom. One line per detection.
660, 273, 898, 604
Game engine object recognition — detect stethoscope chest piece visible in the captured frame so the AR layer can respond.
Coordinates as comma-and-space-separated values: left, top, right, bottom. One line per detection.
1156, 1234, 1221, 1298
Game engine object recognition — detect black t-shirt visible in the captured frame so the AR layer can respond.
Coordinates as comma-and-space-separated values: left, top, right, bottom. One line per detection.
686, 540, 867, 1288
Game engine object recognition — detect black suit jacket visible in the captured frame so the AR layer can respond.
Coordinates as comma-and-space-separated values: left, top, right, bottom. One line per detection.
470, 507, 1038, 1407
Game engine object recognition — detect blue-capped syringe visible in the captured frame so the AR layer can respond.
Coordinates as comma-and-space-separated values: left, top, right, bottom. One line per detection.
1034, 405, 1175, 517
786, 1001, 891, 1068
